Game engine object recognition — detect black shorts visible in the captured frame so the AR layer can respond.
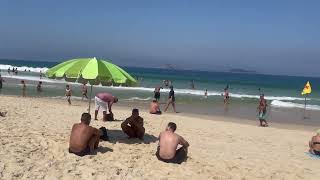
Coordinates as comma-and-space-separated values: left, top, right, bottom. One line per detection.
151, 111, 162, 115
154, 92, 160, 99
314, 150, 320, 156
69, 146, 90, 157
156, 146, 187, 164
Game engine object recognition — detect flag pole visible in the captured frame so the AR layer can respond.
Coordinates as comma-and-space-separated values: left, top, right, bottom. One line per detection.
88, 85, 93, 114
304, 94, 307, 119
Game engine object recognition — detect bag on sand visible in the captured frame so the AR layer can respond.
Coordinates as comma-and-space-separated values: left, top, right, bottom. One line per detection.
99, 127, 109, 141
103, 113, 114, 121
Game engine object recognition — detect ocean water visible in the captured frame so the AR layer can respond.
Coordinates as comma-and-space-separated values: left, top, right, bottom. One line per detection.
1, 59, 320, 112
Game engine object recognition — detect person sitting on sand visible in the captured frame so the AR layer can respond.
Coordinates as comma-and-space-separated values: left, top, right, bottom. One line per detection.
258, 94, 268, 127
150, 99, 162, 114
69, 113, 101, 156
309, 129, 320, 156
21, 80, 26, 97
164, 86, 177, 113
82, 83, 88, 100
94, 92, 118, 121
121, 109, 145, 140
65, 85, 72, 105
156, 122, 189, 164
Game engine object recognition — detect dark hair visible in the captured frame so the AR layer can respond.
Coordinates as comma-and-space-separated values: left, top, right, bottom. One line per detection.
167, 122, 177, 132
114, 97, 118, 103
81, 113, 91, 124
132, 108, 139, 114
152, 99, 157, 103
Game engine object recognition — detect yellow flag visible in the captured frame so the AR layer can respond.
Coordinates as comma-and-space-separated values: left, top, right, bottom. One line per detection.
301, 81, 312, 95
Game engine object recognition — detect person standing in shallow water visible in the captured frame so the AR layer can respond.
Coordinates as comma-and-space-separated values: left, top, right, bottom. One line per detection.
164, 86, 177, 113
0, 74, 4, 89
154, 86, 161, 102
37, 81, 42, 92
82, 83, 88, 100
21, 80, 26, 97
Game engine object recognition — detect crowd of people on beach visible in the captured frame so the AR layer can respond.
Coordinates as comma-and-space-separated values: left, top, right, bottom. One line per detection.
1, 74, 319, 159
68, 91, 189, 164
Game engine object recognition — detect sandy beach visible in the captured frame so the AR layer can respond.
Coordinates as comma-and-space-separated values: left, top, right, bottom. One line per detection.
0, 95, 319, 180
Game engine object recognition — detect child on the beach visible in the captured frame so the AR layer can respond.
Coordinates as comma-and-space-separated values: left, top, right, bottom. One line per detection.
21, 80, 26, 97
66, 85, 72, 105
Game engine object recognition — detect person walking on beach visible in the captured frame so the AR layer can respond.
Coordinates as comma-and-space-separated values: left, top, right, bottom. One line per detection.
156, 122, 189, 164
164, 86, 177, 113
154, 86, 162, 101
204, 89, 208, 98
309, 129, 320, 156
257, 94, 268, 127
94, 92, 118, 121
121, 109, 145, 140
21, 80, 26, 97
82, 83, 88, 100
37, 81, 42, 92
69, 113, 101, 156
65, 85, 72, 105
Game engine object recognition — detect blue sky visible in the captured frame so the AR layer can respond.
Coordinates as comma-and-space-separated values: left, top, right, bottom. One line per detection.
0, 0, 319, 76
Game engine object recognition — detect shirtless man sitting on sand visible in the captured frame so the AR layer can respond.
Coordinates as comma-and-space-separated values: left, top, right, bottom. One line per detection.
309, 129, 320, 156
121, 109, 145, 140
156, 122, 189, 164
69, 113, 101, 156
150, 99, 162, 114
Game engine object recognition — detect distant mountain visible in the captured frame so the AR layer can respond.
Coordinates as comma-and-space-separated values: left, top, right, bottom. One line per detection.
229, 68, 257, 74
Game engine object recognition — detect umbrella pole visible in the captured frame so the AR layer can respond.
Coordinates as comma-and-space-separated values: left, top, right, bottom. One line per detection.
88, 85, 93, 114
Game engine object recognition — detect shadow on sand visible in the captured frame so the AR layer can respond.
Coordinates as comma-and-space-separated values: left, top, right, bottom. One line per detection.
107, 129, 158, 144
92, 146, 113, 155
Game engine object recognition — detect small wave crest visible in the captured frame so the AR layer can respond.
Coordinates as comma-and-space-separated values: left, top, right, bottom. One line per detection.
271, 100, 320, 111
0, 64, 48, 73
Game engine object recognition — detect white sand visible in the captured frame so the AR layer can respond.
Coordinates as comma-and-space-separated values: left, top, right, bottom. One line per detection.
0, 96, 319, 180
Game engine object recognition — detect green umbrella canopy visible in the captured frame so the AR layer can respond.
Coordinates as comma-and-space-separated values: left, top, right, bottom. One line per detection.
46, 57, 137, 86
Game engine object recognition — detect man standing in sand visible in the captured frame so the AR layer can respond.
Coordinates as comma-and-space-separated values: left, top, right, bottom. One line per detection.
69, 113, 101, 156
164, 86, 177, 113
150, 99, 162, 114
309, 129, 320, 156
258, 94, 268, 127
121, 109, 145, 140
156, 122, 189, 164
94, 92, 118, 121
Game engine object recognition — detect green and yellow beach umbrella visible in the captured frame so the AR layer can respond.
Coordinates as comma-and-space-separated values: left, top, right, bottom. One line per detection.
46, 57, 137, 112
